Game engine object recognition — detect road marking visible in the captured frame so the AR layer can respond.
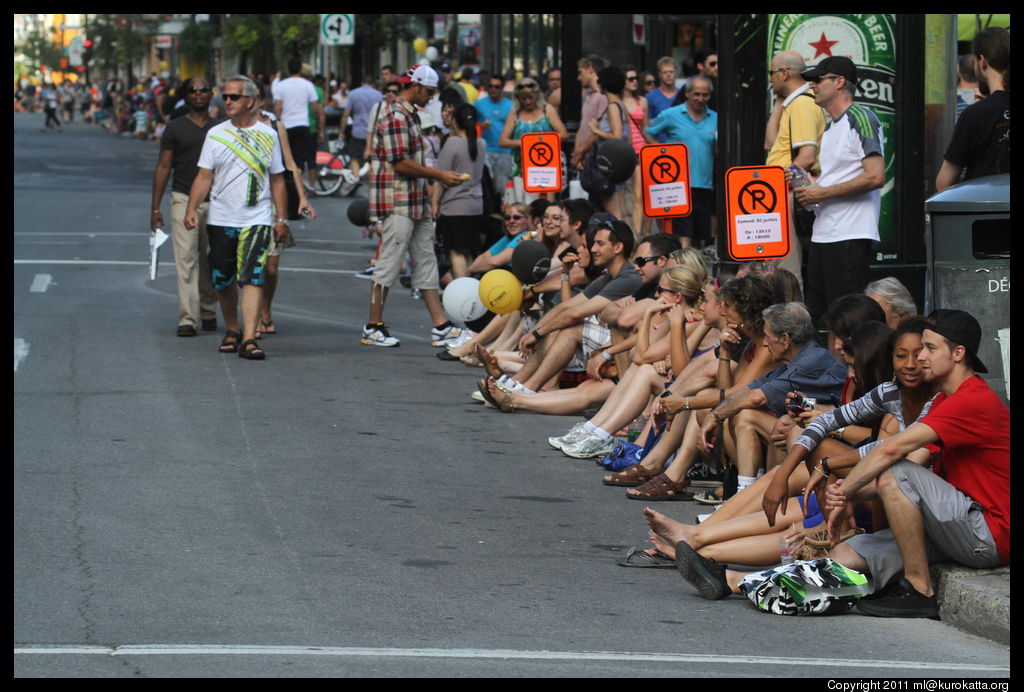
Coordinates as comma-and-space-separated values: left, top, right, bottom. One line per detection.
14, 338, 30, 372
14, 260, 360, 275
30, 274, 53, 292
10, 645, 1009, 672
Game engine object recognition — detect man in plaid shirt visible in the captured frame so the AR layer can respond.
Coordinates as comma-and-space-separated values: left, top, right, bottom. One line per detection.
363, 65, 467, 348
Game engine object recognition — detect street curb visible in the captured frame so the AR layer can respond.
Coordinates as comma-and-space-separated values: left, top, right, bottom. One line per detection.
932, 563, 1010, 646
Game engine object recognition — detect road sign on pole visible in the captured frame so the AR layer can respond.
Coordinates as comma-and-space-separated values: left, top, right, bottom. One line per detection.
320, 14, 355, 46
724, 165, 791, 261
520, 132, 562, 194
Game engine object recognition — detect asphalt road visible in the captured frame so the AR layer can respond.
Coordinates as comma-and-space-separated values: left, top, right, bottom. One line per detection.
13, 112, 1010, 678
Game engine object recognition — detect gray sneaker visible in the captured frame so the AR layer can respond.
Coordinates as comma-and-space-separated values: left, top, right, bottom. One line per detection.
548, 422, 588, 451
562, 433, 617, 459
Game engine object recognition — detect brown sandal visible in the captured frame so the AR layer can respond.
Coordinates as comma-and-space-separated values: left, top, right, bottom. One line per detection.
602, 464, 661, 487
626, 473, 693, 501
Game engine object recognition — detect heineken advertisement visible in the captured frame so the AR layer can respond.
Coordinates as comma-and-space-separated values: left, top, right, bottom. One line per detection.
768, 14, 899, 261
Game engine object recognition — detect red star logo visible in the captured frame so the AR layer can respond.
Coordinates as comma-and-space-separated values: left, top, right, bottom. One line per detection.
809, 32, 839, 59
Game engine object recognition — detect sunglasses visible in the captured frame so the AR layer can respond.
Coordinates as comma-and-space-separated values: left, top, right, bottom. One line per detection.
515, 82, 539, 91
386, 89, 399, 94
505, 214, 526, 221
188, 86, 211, 94
488, 83, 503, 89
811, 74, 841, 84
644, 80, 656, 86
655, 286, 679, 296
634, 255, 663, 268
626, 75, 638, 81
223, 93, 251, 102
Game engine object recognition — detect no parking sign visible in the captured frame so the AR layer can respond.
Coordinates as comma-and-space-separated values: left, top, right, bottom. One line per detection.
725, 165, 791, 261
520, 132, 562, 194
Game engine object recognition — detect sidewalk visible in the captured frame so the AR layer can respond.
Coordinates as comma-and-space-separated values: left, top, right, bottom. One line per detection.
932, 563, 1010, 645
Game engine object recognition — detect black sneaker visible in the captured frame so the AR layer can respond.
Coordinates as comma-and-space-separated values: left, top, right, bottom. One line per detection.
687, 461, 726, 488
855, 578, 939, 619
675, 540, 731, 600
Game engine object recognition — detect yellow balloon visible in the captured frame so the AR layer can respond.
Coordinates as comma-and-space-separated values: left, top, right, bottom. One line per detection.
479, 269, 523, 315
413, 38, 428, 54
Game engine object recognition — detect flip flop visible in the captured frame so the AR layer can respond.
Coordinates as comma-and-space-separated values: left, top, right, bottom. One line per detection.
474, 344, 504, 379
614, 546, 676, 569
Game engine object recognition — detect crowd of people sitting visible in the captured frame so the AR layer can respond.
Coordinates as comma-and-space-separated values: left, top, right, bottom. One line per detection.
427, 194, 1008, 620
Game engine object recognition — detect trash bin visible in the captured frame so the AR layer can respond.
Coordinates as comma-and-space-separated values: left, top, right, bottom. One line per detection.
924, 174, 1010, 402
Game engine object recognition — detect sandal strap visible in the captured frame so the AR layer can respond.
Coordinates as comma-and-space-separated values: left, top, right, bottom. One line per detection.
631, 473, 690, 498
239, 339, 264, 354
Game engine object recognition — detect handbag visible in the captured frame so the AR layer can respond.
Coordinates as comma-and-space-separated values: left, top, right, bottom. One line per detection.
738, 558, 870, 615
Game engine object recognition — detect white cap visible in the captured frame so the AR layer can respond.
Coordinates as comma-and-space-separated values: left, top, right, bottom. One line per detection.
398, 65, 439, 88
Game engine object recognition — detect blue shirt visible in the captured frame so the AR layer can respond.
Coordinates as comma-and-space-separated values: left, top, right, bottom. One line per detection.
645, 88, 679, 126
747, 341, 848, 417
475, 94, 514, 155
646, 105, 718, 190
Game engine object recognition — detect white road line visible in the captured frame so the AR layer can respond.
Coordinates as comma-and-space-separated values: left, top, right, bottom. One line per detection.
30, 274, 53, 292
14, 338, 30, 372
14, 260, 360, 275
10, 645, 1009, 672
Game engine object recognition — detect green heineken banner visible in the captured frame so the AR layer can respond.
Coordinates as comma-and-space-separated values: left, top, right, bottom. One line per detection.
768, 14, 898, 261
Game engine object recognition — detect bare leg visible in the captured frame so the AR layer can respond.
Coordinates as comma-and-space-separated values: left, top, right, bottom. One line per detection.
368, 282, 390, 324
731, 408, 779, 479
449, 250, 469, 279
239, 283, 263, 343
449, 313, 514, 358
258, 254, 280, 328
498, 378, 616, 415
590, 363, 664, 433
648, 527, 796, 568
420, 288, 448, 328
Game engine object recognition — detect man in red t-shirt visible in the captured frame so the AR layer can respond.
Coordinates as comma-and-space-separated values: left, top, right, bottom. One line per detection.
822, 309, 1008, 618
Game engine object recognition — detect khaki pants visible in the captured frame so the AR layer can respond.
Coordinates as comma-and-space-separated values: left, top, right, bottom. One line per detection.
170, 191, 217, 327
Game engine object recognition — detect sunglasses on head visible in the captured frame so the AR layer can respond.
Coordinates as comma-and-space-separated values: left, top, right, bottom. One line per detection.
223, 93, 251, 102
515, 82, 539, 91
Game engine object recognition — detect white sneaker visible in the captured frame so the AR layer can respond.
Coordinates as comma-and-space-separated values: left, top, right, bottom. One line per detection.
548, 422, 589, 450
361, 323, 400, 347
562, 433, 616, 459
431, 324, 464, 347
446, 330, 473, 348
340, 169, 359, 184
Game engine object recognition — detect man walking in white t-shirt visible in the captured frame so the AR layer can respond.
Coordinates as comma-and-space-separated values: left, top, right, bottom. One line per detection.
185, 75, 289, 360
274, 57, 323, 191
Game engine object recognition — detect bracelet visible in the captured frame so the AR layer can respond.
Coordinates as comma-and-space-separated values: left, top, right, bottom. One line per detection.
560, 273, 570, 281
820, 456, 833, 477
683, 397, 690, 410
719, 388, 726, 404
601, 350, 613, 361
532, 328, 542, 341
274, 218, 289, 225
830, 427, 846, 441
152, 209, 161, 214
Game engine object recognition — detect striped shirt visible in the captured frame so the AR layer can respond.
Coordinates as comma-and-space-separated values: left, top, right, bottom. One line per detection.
368, 98, 430, 221
795, 381, 937, 459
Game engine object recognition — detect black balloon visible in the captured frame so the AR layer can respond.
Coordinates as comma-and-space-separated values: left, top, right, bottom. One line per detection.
511, 239, 552, 284
597, 138, 637, 184
346, 198, 370, 227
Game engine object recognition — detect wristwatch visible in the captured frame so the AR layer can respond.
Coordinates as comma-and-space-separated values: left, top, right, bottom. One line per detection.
274, 217, 289, 225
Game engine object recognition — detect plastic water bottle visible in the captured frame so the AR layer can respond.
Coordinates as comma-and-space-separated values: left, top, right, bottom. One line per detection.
779, 535, 794, 564
788, 164, 820, 212
626, 415, 647, 443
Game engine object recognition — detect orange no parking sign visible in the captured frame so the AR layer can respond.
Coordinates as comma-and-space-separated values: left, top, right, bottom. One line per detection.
640, 143, 691, 218
724, 165, 791, 261
520, 132, 562, 194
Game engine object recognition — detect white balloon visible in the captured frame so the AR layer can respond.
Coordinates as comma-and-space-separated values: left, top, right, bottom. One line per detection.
425, 46, 439, 61
442, 277, 487, 324
417, 57, 430, 66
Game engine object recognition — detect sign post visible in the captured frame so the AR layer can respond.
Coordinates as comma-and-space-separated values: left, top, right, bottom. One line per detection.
724, 165, 791, 261
520, 132, 562, 196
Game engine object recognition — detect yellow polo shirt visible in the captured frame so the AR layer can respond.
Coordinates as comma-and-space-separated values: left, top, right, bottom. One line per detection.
766, 82, 826, 176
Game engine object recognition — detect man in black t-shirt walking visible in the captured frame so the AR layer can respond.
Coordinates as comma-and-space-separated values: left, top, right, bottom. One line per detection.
150, 77, 223, 337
